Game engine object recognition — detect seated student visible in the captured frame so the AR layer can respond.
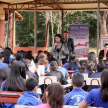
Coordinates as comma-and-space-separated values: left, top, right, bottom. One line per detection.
44, 59, 50, 73
90, 61, 105, 78
17, 77, 42, 106
15, 52, 23, 62
0, 67, 10, 89
79, 70, 108, 108
0, 53, 8, 68
37, 59, 46, 76
56, 59, 69, 79
79, 61, 94, 77
64, 73, 88, 105
3, 47, 12, 65
63, 52, 80, 71
34, 83, 64, 108
24, 59, 38, 80
1, 62, 25, 108
45, 61, 68, 85
34, 50, 43, 63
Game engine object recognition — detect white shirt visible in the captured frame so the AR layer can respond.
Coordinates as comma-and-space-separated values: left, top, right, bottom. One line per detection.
37, 65, 45, 76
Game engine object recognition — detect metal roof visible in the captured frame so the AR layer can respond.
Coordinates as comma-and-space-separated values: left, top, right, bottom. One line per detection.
0, 0, 108, 11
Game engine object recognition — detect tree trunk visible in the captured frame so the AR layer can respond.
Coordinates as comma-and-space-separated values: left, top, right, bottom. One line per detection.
45, 12, 49, 47
99, 11, 108, 36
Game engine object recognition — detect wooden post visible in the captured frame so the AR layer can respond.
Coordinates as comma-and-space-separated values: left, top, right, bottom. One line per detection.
34, 2, 37, 54
62, 10, 64, 36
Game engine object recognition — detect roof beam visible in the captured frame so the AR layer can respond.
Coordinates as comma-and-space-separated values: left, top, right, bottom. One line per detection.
1, 0, 108, 5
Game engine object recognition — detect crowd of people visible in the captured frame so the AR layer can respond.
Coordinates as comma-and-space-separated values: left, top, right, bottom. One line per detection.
0, 32, 108, 108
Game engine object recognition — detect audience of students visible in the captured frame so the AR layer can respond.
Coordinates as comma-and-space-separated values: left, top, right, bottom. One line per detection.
1, 47, 108, 108
17, 77, 42, 106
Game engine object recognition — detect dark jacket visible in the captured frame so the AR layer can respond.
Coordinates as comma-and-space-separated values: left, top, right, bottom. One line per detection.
99, 49, 108, 57
45, 70, 68, 85
26, 70, 38, 81
63, 37, 74, 53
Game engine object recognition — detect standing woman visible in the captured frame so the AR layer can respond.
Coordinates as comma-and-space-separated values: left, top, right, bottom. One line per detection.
50, 34, 69, 64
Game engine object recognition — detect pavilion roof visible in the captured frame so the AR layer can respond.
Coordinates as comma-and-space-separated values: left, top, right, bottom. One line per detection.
0, 0, 108, 11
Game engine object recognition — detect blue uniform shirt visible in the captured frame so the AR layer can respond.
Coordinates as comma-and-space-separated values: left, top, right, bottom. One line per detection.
84, 88, 108, 108
64, 88, 88, 105
57, 67, 69, 78
45, 64, 50, 73
17, 91, 42, 106
63, 63, 80, 70
74, 69, 80, 73
90, 72, 102, 78
0, 61, 8, 68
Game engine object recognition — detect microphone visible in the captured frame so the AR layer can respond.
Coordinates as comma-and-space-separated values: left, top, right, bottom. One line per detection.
55, 41, 58, 43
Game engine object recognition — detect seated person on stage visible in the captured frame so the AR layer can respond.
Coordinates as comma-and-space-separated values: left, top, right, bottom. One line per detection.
64, 73, 88, 105
17, 77, 42, 106
56, 59, 70, 80
79, 61, 94, 77
34, 83, 64, 108
90, 60, 105, 78
0, 53, 8, 68
45, 61, 68, 85
99, 43, 108, 58
79, 70, 108, 108
63, 52, 81, 71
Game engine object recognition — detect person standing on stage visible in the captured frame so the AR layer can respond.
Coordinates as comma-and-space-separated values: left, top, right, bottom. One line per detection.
99, 43, 108, 58
63, 31, 74, 61
50, 34, 69, 64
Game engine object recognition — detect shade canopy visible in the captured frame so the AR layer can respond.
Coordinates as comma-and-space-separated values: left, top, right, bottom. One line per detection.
0, 0, 108, 11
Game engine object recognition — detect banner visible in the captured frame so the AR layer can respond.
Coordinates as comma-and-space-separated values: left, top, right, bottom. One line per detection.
70, 24, 89, 58
100, 36, 108, 50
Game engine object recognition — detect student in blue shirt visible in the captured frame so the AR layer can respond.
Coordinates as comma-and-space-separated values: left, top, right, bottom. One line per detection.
63, 52, 81, 70
56, 59, 69, 79
64, 73, 88, 105
79, 70, 108, 108
1, 62, 25, 108
90, 61, 105, 78
17, 77, 42, 106
0, 53, 8, 68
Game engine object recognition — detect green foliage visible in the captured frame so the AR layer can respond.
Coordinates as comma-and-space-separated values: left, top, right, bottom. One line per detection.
16, 11, 46, 47
16, 11, 97, 47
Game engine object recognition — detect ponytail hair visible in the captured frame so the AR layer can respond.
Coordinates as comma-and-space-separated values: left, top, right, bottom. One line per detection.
100, 70, 108, 102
